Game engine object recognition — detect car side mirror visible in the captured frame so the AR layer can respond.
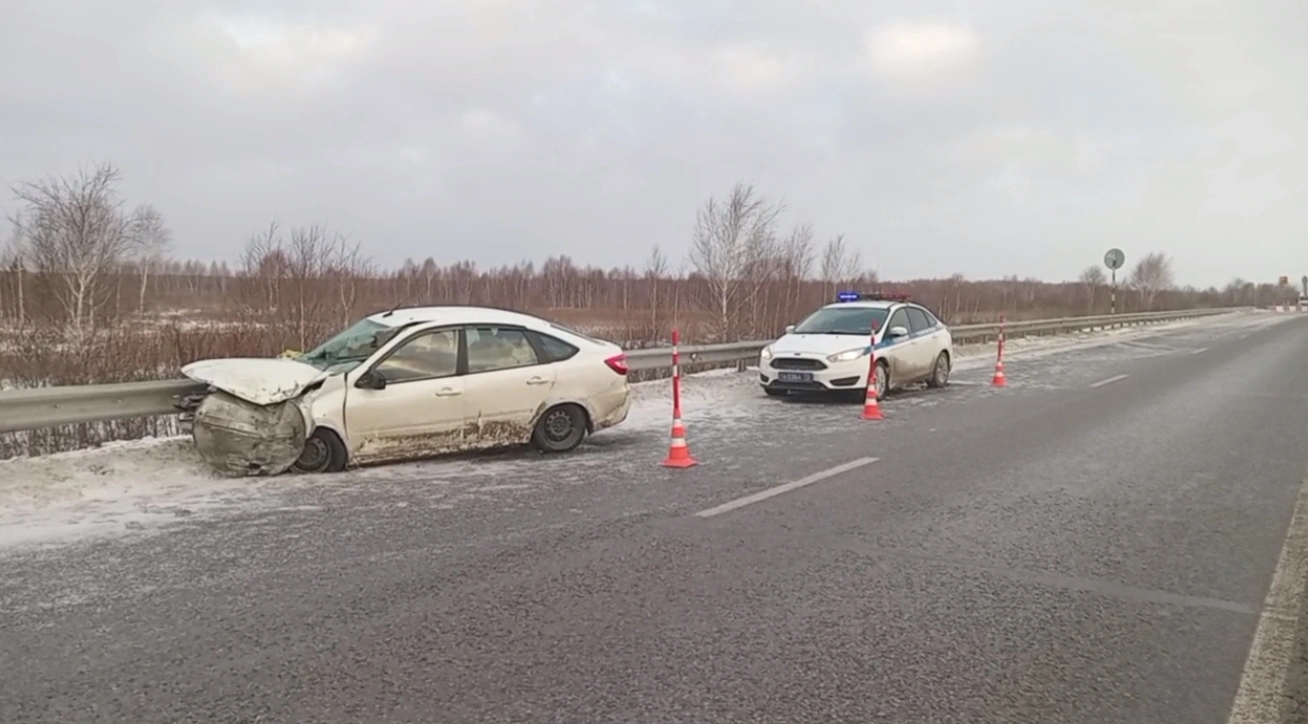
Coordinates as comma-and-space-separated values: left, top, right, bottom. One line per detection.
784, 324, 796, 334
888, 325, 910, 338
355, 370, 387, 390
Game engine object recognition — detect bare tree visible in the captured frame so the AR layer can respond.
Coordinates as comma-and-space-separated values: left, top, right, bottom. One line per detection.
819, 234, 862, 300
131, 204, 171, 313
542, 256, 577, 308
1224, 277, 1253, 307
1130, 252, 1173, 311
775, 224, 815, 327
2, 217, 27, 321
688, 182, 783, 339
241, 221, 286, 311
644, 244, 668, 331
1079, 265, 1105, 314
419, 257, 439, 302
283, 224, 344, 348
331, 235, 372, 327
12, 163, 142, 336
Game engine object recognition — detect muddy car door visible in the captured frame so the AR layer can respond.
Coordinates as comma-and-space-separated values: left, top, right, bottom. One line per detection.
343, 327, 468, 464
904, 306, 941, 381
458, 325, 558, 445
878, 308, 919, 382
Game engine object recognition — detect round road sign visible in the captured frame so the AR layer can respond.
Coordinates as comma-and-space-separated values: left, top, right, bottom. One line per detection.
1104, 248, 1125, 270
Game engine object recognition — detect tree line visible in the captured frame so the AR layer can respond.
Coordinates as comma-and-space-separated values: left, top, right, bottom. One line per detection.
0, 164, 1281, 349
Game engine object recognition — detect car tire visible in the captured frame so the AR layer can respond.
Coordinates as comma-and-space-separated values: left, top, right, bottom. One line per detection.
291, 428, 348, 474
926, 352, 951, 388
872, 359, 890, 399
763, 387, 788, 398
532, 404, 588, 453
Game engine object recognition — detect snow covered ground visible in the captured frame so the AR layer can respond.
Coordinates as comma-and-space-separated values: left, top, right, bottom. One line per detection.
0, 311, 1255, 549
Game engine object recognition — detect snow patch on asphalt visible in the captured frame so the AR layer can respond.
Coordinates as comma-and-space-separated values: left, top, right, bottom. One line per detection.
950, 311, 1252, 371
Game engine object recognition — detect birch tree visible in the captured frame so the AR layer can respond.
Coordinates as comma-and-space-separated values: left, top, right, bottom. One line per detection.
1, 218, 27, 322
644, 244, 668, 332
1130, 252, 1174, 311
12, 163, 142, 337
688, 182, 782, 339
131, 204, 171, 313
1079, 265, 1105, 314
819, 234, 862, 300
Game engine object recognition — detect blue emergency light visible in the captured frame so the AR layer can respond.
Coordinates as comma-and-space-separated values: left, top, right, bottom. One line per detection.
835, 291, 911, 303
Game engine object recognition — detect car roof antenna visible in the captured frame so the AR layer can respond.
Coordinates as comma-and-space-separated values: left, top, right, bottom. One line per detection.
381, 289, 417, 318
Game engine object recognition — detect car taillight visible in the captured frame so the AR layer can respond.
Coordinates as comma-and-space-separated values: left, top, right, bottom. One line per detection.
604, 353, 629, 376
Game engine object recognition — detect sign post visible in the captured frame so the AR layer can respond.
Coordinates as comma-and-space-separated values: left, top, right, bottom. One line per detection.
1103, 248, 1125, 315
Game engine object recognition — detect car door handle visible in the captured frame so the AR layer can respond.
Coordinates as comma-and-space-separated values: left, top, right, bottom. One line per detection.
436, 388, 461, 397
526, 377, 550, 385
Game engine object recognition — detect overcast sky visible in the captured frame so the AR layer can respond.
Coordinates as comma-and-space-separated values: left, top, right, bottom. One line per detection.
1, 0, 1305, 287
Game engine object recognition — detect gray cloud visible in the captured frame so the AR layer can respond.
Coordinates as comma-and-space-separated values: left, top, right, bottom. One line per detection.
1, 0, 1304, 286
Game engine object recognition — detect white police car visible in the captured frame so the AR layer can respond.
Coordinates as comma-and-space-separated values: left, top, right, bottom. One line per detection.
758, 292, 954, 399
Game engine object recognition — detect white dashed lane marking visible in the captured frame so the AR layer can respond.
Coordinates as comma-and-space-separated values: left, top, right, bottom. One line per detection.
694, 457, 880, 518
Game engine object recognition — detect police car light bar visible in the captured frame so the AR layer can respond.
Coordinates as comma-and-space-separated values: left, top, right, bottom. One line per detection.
835, 291, 911, 302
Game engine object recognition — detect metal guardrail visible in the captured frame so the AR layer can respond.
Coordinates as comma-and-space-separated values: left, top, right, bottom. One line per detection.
627, 307, 1248, 369
0, 307, 1251, 434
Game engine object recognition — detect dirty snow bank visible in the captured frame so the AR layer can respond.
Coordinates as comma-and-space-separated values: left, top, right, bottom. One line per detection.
0, 372, 752, 549
0, 437, 239, 548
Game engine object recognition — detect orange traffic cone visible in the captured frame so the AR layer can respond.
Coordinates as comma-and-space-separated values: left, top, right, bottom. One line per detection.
991, 359, 1007, 387
861, 375, 884, 421
661, 414, 698, 468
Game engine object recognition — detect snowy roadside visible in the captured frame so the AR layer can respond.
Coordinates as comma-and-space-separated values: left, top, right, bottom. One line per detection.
0, 373, 721, 549
0, 310, 1255, 549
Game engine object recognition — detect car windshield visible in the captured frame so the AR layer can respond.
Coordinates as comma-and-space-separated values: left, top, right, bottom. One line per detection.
298, 318, 396, 372
792, 307, 890, 335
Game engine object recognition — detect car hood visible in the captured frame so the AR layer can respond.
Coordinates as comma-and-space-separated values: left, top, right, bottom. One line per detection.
769, 334, 873, 356
181, 357, 331, 405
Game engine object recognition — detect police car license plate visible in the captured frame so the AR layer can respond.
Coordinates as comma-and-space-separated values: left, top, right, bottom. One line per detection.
778, 372, 813, 382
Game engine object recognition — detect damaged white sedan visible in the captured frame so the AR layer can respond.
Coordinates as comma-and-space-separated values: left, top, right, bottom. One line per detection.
178, 306, 632, 476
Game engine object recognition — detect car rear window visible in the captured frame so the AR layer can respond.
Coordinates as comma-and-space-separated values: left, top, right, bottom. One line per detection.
529, 331, 580, 362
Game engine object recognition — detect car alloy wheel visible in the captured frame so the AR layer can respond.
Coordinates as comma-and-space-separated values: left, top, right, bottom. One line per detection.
932, 354, 950, 387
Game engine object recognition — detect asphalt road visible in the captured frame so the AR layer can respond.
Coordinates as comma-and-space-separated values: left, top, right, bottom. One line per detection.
4, 312, 1308, 723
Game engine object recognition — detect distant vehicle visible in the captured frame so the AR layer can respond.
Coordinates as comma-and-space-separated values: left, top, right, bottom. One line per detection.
758, 292, 954, 400
179, 306, 631, 475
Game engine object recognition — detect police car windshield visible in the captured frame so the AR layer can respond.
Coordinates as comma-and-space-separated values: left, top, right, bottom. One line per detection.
793, 307, 889, 335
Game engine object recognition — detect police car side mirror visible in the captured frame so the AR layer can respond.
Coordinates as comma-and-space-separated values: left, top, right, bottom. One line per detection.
784, 324, 795, 334
888, 325, 910, 338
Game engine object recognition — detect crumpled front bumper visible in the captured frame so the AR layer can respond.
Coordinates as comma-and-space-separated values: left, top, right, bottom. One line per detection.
189, 391, 308, 477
